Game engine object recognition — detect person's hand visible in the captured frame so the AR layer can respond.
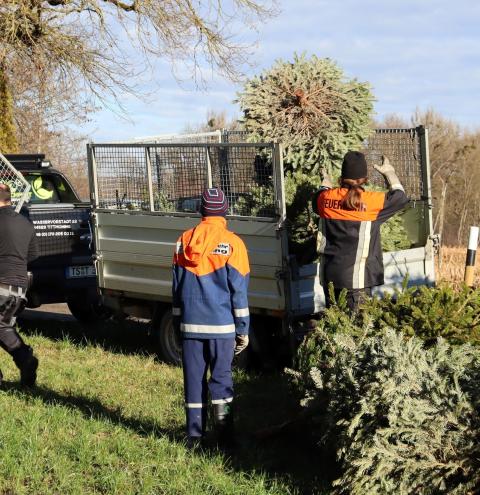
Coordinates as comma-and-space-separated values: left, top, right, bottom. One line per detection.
321, 170, 333, 189
374, 155, 396, 175
234, 334, 249, 355
374, 155, 404, 190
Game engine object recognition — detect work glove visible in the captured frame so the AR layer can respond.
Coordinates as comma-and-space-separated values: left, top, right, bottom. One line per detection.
373, 155, 404, 191
234, 334, 249, 355
320, 169, 333, 189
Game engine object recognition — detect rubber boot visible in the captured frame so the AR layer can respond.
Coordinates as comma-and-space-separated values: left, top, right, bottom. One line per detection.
213, 402, 235, 449
185, 407, 207, 451
186, 436, 204, 451
11, 345, 38, 387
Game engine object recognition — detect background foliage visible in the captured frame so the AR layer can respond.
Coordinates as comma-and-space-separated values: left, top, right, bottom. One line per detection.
299, 330, 480, 494
292, 285, 480, 494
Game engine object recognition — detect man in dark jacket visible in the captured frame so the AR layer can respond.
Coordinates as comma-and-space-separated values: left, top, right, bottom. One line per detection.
0, 183, 39, 387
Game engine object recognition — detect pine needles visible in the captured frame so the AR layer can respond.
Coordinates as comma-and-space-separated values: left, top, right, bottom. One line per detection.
294, 285, 480, 494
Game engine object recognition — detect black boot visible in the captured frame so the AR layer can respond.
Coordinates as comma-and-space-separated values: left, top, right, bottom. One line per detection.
186, 436, 204, 451
11, 345, 38, 387
213, 402, 235, 448
0, 369, 3, 387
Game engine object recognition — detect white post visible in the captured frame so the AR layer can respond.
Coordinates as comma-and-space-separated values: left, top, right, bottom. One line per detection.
464, 226, 479, 286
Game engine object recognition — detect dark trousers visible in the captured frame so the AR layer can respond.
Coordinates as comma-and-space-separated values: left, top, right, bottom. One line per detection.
0, 294, 33, 371
0, 294, 26, 353
182, 338, 235, 438
325, 287, 372, 313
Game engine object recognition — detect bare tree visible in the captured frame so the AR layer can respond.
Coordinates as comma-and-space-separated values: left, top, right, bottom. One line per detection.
0, 0, 277, 173
183, 109, 243, 133
411, 109, 474, 245
0, 1, 277, 101
377, 109, 480, 246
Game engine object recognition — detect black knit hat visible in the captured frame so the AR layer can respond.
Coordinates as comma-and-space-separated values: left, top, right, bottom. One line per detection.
341, 151, 368, 180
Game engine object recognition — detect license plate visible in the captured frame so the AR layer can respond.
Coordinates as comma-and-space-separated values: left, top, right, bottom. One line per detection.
66, 265, 96, 279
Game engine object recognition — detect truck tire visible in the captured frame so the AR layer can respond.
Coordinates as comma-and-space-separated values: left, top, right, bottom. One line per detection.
155, 309, 182, 366
67, 291, 112, 325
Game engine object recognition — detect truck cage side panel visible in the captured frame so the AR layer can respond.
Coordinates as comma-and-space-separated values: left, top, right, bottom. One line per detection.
89, 142, 289, 314
88, 128, 434, 317
0, 153, 31, 212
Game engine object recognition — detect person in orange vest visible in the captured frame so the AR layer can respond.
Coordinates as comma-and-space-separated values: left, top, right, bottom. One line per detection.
313, 151, 409, 312
172, 188, 250, 448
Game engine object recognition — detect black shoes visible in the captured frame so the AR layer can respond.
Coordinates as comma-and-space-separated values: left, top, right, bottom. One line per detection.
186, 436, 204, 451
11, 345, 38, 387
0, 357, 38, 388
20, 355, 38, 387
213, 402, 235, 449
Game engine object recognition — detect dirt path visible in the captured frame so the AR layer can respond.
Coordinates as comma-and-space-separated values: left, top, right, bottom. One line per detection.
20, 303, 74, 322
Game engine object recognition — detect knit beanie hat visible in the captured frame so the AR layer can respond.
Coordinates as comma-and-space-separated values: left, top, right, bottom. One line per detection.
200, 187, 229, 216
341, 151, 368, 180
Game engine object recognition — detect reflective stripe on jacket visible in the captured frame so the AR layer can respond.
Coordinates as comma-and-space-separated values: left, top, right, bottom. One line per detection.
172, 216, 250, 339
313, 187, 409, 289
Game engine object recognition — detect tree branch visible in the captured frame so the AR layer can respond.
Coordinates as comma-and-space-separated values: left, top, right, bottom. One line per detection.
101, 0, 137, 12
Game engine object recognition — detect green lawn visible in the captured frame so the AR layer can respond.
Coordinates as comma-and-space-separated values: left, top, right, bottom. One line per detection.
0, 315, 329, 494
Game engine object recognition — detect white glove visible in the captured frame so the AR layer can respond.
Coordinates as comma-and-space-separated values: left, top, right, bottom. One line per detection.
234, 334, 249, 355
321, 170, 333, 189
373, 155, 396, 175
373, 156, 404, 191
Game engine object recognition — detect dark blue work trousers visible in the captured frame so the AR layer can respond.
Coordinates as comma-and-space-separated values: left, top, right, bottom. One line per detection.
182, 337, 235, 437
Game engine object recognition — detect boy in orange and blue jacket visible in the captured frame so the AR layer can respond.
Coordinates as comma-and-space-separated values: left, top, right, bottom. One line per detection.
172, 188, 250, 447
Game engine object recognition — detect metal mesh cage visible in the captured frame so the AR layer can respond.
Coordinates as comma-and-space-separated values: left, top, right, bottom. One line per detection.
362, 128, 425, 200
222, 129, 425, 200
123, 131, 222, 144
90, 127, 426, 217
0, 153, 31, 212
90, 143, 278, 218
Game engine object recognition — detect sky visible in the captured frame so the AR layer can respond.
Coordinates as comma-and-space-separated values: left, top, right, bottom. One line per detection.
85, 0, 480, 141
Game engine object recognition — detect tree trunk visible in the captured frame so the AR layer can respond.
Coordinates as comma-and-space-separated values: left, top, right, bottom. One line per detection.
0, 66, 18, 153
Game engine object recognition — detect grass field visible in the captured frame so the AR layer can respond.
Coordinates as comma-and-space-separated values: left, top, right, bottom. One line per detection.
3, 248, 473, 494
436, 246, 480, 286
0, 315, 328, 495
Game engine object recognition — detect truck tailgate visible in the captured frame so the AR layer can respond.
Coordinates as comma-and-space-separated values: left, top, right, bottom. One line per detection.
95, 211, 286, 312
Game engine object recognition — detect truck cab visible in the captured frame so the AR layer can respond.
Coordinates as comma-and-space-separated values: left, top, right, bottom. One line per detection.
4, 154, 103, 323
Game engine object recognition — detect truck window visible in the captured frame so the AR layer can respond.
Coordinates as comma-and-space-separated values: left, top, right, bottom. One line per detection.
22, 173, 78, 204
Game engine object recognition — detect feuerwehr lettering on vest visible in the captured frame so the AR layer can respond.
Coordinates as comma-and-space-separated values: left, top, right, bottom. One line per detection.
323, 198, 348, 210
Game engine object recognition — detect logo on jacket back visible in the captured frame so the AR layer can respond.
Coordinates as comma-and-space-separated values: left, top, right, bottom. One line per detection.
211, 243, 231, 256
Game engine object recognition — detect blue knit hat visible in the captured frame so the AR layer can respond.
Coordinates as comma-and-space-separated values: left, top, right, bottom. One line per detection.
201, 188, 229, 216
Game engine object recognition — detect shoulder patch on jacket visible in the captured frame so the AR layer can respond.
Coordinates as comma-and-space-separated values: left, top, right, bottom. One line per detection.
211, 243, 231, 256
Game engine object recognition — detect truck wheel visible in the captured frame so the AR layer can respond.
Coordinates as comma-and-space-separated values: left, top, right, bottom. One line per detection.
67, 292, 112, 325
155, 309, 182, 366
